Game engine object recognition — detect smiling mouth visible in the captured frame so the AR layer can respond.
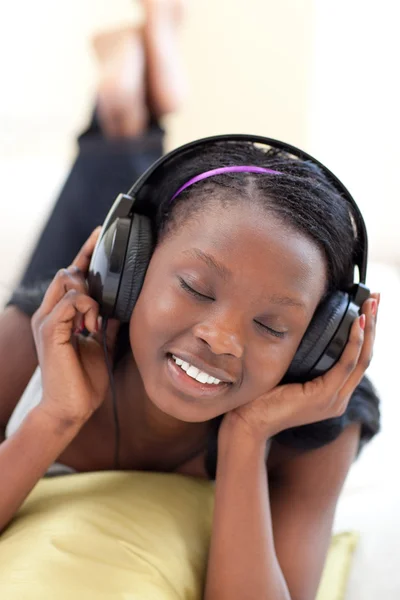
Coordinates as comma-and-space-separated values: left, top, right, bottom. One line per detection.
165, 354, 231, 399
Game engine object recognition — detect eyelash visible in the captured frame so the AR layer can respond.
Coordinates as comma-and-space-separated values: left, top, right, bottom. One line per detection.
178, 277, 213, 301
178, 277, 286, 339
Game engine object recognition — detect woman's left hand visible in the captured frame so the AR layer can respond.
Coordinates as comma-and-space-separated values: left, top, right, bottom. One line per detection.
222, 293, 379, 442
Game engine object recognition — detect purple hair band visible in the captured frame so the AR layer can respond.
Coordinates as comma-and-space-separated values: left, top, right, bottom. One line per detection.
169, 165, 282, 203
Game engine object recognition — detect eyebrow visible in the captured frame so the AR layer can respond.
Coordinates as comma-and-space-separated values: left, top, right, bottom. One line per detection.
184, 248, 232, 281
184, 248, 306, 310
268, 294, 305, 309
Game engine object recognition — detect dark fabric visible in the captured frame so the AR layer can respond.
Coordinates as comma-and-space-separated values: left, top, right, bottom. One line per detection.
8, 112, 164, 298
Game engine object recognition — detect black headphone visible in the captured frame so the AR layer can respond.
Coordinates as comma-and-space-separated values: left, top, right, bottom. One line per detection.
88, 134, 370, 383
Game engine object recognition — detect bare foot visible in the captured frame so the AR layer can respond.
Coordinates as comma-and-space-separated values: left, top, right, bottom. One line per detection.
92, 26, 147, 138
91, 1, 187, 137
143, 0, 187, 118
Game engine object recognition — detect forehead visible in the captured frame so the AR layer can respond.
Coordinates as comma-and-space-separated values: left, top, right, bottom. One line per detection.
158, 202, 327, 303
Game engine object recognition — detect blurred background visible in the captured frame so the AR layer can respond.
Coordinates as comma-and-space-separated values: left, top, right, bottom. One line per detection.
0, 1, 399, 598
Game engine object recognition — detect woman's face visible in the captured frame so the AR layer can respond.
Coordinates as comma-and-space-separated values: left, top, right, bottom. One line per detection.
130, 200, 327, 422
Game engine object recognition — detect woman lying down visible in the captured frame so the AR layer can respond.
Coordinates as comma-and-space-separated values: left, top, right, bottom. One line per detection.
0, 137, 380, 599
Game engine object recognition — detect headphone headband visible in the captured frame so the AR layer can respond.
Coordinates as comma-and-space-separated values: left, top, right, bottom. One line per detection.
127, 134, 368, 284
169, 165, 283, 202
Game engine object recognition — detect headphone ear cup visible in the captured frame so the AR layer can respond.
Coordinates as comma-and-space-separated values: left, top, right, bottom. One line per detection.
285, 292, 349, 383
114, 214, 154, 322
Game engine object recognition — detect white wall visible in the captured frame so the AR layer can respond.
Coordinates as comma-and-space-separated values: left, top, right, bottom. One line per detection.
166, 0, 315, 149
308, 0, 400, 264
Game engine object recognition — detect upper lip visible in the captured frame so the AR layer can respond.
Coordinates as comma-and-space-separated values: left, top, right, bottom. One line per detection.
169, 352, 236, 384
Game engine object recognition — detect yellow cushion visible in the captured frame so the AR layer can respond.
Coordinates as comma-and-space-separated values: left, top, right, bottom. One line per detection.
0, 472, 357, 599
316, 531, 359, 600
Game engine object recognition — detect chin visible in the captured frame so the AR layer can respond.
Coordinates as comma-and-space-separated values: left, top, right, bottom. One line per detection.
149, 388, 220, 423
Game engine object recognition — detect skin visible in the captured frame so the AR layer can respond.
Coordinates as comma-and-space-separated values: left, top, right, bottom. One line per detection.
0, 200, 379, 598
0, 306, 38, 444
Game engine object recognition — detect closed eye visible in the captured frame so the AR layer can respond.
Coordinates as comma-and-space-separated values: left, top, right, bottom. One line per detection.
254, 321, 286, 339
178, 277, 214, 301
179, 277, 286, 338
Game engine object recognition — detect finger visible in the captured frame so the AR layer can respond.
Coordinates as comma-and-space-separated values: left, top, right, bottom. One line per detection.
363, 293, 379, 319
339, 296, 378, 399
34, 267, 88, 320
320, 314, 365, 397
38, 290, 100, 348
369, 291, 380, 323
70, 227, 102, 273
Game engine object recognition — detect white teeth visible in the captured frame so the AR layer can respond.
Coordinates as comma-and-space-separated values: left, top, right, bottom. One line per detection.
195, 371, 209, 384
186, 365, 200, 378
171, 355, 223, 385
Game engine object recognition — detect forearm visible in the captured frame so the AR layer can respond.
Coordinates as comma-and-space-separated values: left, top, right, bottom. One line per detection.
205, 422, 290, 600
0, 405, 82, 533
0, 306, 38, 412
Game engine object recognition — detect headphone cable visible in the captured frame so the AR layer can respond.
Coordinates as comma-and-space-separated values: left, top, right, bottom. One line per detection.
101, 317, 120, 470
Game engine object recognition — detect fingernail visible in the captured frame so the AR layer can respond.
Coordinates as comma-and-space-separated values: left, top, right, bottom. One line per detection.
359, 314, 366, 330
371, 300, 377, 317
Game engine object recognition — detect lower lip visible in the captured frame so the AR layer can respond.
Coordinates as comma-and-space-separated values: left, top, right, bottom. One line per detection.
165, 355, 230, 399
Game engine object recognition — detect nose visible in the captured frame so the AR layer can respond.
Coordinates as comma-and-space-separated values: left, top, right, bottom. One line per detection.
193, 314, 244, 358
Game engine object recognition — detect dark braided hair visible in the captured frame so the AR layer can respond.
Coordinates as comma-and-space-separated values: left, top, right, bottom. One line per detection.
151, 141, 358, 294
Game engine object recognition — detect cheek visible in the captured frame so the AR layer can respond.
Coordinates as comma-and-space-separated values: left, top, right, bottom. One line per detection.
228, 339, 301, 413
129, 275, 188, 355
253, 343, 297, 387
258, 321, 311, 377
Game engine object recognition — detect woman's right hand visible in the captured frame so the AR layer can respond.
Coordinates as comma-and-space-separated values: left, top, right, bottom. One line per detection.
31, 228, 120, 427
